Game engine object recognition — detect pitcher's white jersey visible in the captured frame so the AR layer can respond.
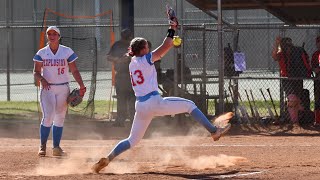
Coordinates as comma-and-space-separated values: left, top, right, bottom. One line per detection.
129, 52, 158, 96
33, 44, 78, 84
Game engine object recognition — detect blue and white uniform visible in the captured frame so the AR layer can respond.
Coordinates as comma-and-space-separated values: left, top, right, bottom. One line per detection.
33, 44, 78, 148
128, 52, 197, 145
106, 52, 218, 161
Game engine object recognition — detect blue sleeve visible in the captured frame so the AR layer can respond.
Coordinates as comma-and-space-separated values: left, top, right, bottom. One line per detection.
67, 53, 78, 63
145, 52, 153, 65
33, 54, 43, 62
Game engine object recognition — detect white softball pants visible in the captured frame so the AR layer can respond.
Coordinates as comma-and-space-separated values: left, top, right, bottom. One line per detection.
127, 95, 197, 147
40, 84, 69, 127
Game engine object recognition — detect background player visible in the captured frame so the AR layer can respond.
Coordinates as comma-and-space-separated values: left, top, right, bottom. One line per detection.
107, 29, 135, 127
92, 16, 232, 173
33, 26, 86, 156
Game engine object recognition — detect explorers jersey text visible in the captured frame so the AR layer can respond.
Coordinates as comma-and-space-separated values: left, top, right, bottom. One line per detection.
33, 44, 78, 84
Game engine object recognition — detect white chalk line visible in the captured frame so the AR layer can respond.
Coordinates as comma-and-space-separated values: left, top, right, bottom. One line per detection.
215, 170, 267, 179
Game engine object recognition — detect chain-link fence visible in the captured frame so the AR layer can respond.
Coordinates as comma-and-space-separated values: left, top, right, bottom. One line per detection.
1, 0, 320, 125
177, 24, 319, 125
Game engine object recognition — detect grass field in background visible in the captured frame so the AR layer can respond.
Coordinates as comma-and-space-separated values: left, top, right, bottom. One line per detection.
0, 101, 116, 121
0, 100, 315, 121
206, 99, 282, 117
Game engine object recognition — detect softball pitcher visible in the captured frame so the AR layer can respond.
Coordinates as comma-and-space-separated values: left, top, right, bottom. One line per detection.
92, 17, 232, 173
33, 26, 86, 157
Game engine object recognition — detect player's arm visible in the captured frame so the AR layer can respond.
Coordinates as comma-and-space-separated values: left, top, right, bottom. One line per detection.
69, 62, 86, 96
152, 22, 177, 62
33, 61, 50, 90
311, 52, 320, 75
271, 37, 281, 61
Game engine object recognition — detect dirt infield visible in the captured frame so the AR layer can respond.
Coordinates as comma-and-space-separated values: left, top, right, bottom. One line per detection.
0, 119, 320, 180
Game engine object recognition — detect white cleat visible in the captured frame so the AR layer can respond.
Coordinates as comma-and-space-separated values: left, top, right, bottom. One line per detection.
91, 158, 110, 174
211, 112, 233, 141
211, 123, 231, 141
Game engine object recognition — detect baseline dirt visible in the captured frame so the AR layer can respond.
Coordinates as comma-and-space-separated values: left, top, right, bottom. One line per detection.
0, 119, 319, 180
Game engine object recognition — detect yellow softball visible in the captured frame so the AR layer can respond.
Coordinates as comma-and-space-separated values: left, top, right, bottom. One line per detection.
173, 36, 182, 47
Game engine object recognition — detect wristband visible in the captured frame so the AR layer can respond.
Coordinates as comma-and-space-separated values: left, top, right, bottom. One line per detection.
167, 29, 175, 39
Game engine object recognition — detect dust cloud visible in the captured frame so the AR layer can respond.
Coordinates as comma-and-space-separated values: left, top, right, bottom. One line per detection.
188, 154, 248, 170
132, 119, 248, 172
35, 151, 95, 176
31, 113, 244, 176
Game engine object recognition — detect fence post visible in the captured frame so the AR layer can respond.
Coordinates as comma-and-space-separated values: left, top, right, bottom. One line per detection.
217, 0, 224, 114
6, 0, 11, 101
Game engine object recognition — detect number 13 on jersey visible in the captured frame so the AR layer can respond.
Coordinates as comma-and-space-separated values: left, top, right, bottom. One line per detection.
130, 70, 144, 86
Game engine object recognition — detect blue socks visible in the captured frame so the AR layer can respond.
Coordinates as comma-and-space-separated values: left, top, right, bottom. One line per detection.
40, 124, 64, 148
52, 125, 63, 148
107, 139, 131, 161
190, 108, 217, 133
40, 124, 51, 145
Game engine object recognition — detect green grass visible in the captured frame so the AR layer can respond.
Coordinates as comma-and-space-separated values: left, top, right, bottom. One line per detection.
0, 100, 116, 120
0, 101, 39, 113
207, 99, 301, 117
67, 100, 116, 119
1, 99, 316, 120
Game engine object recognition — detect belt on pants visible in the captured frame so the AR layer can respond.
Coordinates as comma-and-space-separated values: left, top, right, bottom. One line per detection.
136, 91, 159, 102
48, 82, 69, 85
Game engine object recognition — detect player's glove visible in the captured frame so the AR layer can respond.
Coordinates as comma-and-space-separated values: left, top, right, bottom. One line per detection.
166, 4, 178, 27
67, 88, 84, 107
